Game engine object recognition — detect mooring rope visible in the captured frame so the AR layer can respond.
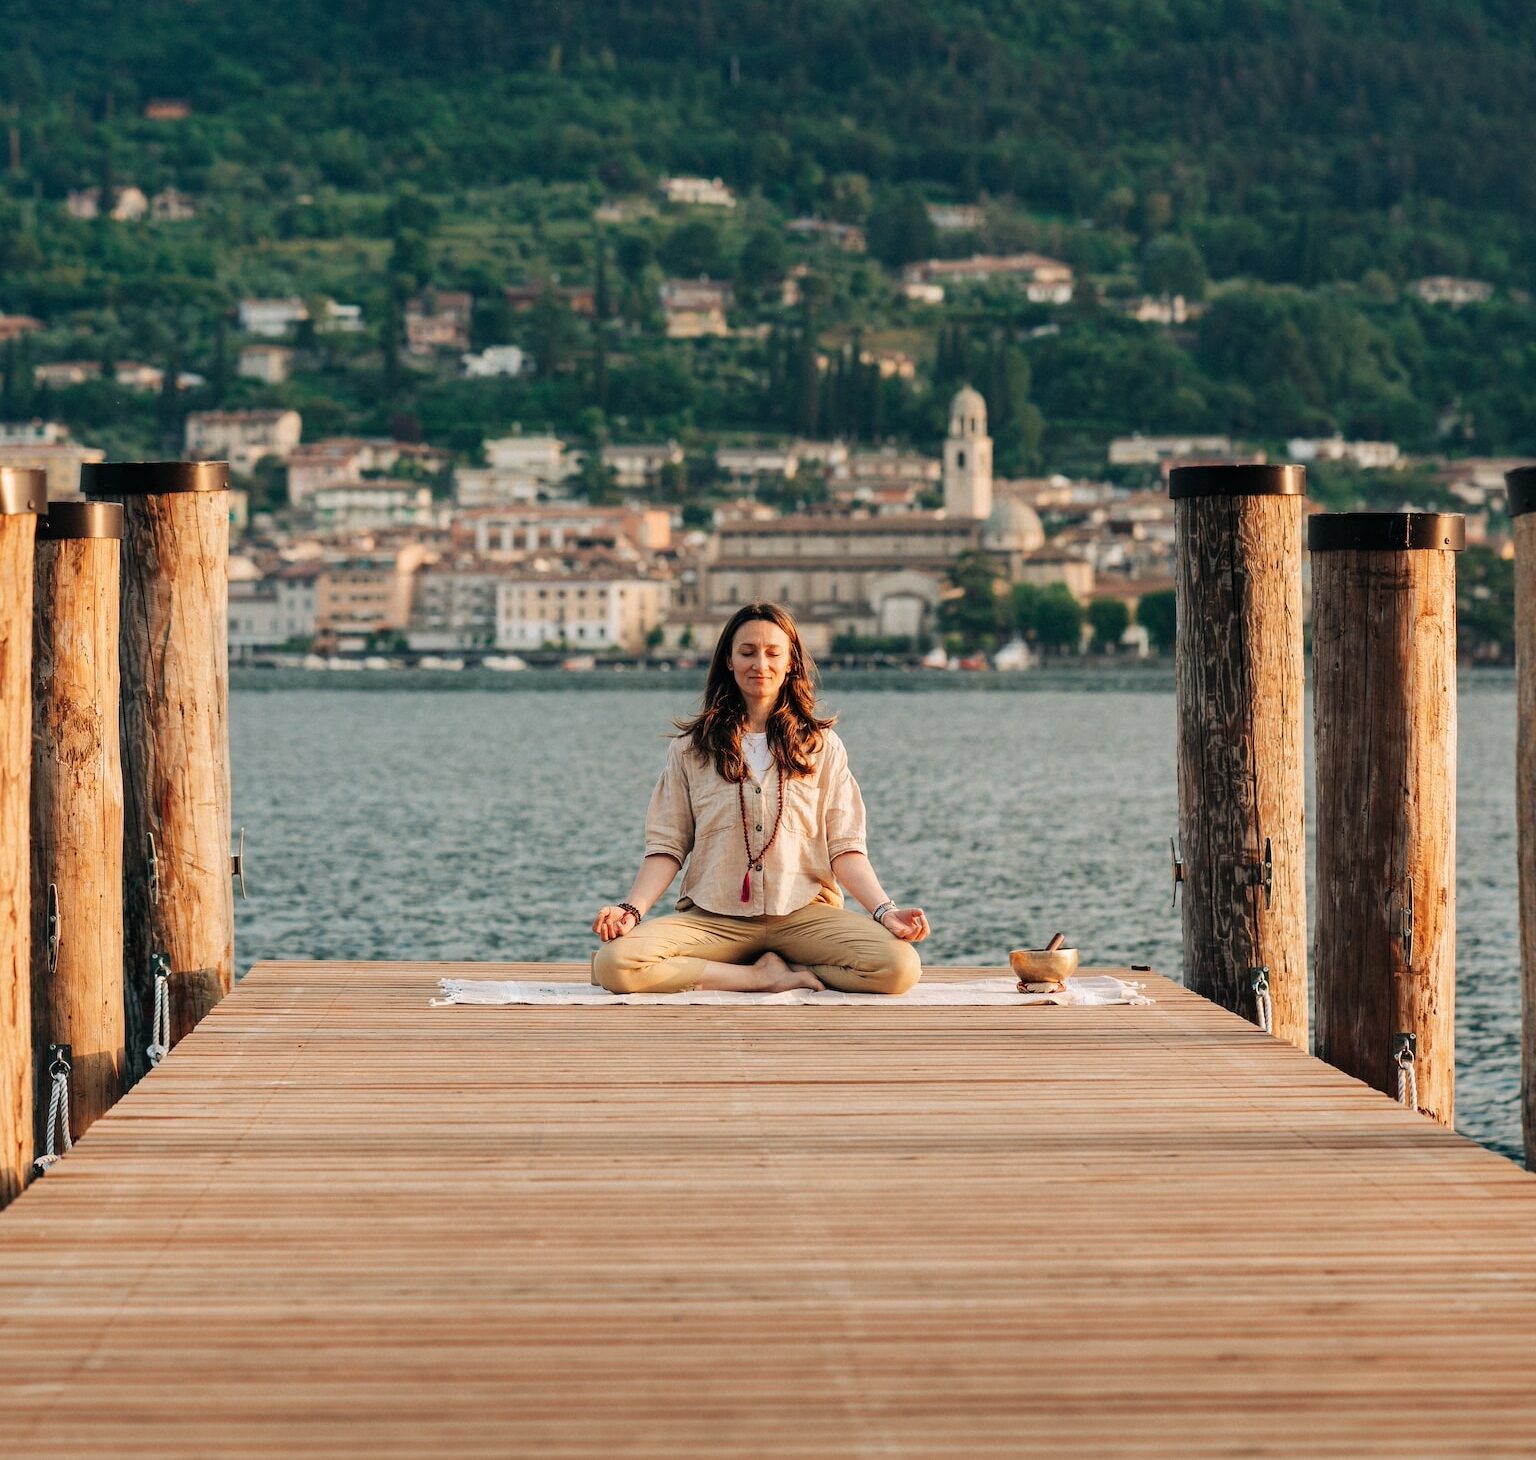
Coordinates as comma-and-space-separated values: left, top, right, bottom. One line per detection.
1395, 1041, 1419, 1113
1250, 967, 1272, 1035
147, 956, 171, 1067
34, 1054, 73, 1172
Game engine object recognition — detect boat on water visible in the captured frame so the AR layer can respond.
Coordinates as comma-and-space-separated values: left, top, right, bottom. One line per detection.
920, 646, 950, 670
326, 657, 364, 671
958, 653, 991, 671
302, 653, 328, 671
362, 656, 395, 670
561, 654, 597, 672
993, 639, 1038, 672
417, 656, 465, 671
481, 654, 528, 672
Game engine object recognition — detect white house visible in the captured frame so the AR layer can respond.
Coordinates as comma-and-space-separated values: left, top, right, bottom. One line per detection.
496, 575, 671, 652
0, 421, 106, 498
1411, 277, 1494, 307
184, 408, 303, 474
287, 437, 449, 504
238, 345, 293, 384
309, 481, 435, 533
904, 253, 1074, 305
462, 345, 527, 378
659, 176, 736, 209
228, 580, 282, 652
1108, 434, 1235, 466
238, 298, 309, 338
1287, 436, 1402, 470
601, 442, 684, 490
716, 446, 799, 484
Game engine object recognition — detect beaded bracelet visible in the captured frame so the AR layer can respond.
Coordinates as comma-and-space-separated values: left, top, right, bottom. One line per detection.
617, 901, 642, 925
871, 900, 897, 925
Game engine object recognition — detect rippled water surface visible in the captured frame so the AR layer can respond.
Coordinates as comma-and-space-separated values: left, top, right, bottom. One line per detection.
231, 669, 1521, 1159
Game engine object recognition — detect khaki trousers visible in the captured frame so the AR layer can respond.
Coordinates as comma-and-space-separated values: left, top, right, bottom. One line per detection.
592, 901, 922, 995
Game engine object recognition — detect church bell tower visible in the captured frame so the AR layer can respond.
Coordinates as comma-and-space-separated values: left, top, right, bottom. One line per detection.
943, 385, 993, 520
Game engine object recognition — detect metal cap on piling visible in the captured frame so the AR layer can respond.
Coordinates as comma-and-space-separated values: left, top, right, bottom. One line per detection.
80, 461, 230, 497
0, 468, 47, 515
38, 500, 124, 541
1506, 467, 1536, 519
1168, 464, 1307, 499
1308, 512, 1466, 552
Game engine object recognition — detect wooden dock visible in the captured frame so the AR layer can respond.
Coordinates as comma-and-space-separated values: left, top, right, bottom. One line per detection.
4, 961, 1536, 1457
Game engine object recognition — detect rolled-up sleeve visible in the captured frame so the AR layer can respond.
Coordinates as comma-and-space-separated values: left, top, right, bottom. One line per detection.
643, 742, 695, 864
824, 736, 868, 860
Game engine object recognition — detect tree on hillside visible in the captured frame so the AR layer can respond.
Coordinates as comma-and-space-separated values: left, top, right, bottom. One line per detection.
1141, 236, 1207, 300
867, 186, 935, 270
737, 226, 788, 297
661, 219, 723, 277
527, 284, 578, 376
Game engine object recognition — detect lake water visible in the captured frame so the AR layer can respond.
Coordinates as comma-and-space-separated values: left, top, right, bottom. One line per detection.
231, 668, 1523, 1160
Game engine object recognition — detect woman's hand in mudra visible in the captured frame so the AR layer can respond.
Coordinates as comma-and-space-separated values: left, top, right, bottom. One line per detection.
881, 907, 930, 942
592, 905, 639, 942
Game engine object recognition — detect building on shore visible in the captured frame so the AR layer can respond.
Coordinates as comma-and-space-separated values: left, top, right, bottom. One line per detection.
407, 558, 508, 651
454, 503, 671, 557
309, 481, 435, 534
455, 434, 573, 506
238, 298, 309, 338
659, 279, 733, 338
697, 387, 1080, 642
601, 442, 684, 491
495, 574, 671, 652
902, 253, 1074, 305
1108, 433, 1235, 467
238, 345, 293, 384
1286, 436, 1402, 470
185, 408, 303, 475
659, 176, 736, 209
405, 291, 473, 355
0, 420, 106, 498
288, 437, 448, 504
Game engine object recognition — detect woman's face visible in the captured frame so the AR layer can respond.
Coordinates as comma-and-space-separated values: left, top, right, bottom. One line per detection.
729, 618, 794, 705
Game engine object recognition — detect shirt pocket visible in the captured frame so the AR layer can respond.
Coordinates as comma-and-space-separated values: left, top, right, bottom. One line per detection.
695, 771, 744, 842
780, 773, 822, 839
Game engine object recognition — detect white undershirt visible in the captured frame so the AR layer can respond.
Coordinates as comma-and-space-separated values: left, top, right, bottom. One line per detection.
742, 732, 774, 780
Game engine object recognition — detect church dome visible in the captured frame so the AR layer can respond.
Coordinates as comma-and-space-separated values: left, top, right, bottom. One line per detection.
949, 385, 987, 437
982, 496, 1046, 552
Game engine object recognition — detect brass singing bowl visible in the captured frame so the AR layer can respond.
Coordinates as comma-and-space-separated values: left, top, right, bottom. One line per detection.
1009, 947, 1079, 988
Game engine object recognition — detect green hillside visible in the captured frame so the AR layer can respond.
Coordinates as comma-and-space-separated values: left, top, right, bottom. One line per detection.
2, 0, 1534, 480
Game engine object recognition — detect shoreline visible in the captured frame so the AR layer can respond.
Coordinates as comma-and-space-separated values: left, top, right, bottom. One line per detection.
230, 662, 1518, 692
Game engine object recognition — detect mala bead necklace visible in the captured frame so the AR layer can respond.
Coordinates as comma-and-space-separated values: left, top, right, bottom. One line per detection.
737, 762, 786, 903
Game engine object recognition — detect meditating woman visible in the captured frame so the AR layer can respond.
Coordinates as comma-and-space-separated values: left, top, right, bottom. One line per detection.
591, 602, 928, 995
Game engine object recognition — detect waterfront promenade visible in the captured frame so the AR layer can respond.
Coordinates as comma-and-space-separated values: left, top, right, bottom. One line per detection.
2, 960, 1535, 1456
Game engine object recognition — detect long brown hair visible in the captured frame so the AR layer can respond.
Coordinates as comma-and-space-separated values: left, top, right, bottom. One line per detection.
676, 602, 835, 781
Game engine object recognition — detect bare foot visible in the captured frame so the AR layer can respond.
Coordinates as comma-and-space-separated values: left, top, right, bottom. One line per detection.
753, 951, 825, 992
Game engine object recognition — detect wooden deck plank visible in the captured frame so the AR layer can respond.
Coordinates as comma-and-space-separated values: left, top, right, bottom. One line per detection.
1, 960, 1534, 1457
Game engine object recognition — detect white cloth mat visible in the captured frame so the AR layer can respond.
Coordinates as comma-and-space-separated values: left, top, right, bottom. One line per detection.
432, 973, 1150, 1008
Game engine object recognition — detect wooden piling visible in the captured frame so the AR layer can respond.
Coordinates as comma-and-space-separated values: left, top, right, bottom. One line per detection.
1170, 464, 1308, 1046
1508, 468, 1536, 1164
81, 462, 232, 1082
0, 468, 47, 1206
31, 501, 125, 1146
1311, 512, 1464, 1126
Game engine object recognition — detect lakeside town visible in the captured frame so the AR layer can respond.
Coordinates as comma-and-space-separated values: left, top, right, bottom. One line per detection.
1, 171, 1524, 667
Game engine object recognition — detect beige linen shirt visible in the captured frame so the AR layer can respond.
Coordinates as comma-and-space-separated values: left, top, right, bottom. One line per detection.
644, 729, 868, 916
